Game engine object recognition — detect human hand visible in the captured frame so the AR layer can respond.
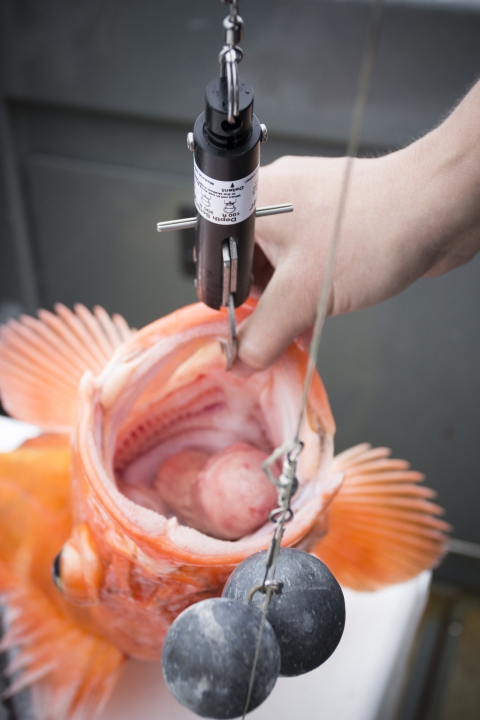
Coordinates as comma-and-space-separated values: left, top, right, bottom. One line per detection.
234, 85, 480, 373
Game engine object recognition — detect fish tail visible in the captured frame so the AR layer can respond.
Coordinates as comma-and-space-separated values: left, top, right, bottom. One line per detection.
310, 444, 450, 590
0, 568, 125, 720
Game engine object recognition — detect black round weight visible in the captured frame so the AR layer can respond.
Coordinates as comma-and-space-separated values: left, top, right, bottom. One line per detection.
223, 548, 345, 677
162, 597, 280, 719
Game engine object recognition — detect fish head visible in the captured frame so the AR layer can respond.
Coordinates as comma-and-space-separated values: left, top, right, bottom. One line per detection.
59, 301, 339, 657
0, 300, 450, 659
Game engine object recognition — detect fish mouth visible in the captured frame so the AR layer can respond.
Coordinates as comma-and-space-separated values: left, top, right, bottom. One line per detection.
76, 308, 336, 562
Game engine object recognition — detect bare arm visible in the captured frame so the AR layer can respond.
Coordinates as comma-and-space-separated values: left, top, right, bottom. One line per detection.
234, 80, 480, 373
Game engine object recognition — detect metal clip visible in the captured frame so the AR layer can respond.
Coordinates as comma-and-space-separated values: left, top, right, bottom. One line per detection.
222, 238, 238, 305
247, 579, 284, 603
262, 439, 303, 509
222, 293, 237, 371
220, 237, 238, 369
219, 0, 244, 123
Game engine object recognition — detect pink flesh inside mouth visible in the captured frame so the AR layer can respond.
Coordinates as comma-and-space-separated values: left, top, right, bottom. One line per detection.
112, 352, 281, 541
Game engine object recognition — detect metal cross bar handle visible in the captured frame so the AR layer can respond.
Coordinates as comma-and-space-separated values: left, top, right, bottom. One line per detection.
156, 203, 293, 233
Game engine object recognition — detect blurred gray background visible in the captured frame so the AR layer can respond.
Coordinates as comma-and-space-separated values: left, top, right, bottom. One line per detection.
0, 0, 479, 590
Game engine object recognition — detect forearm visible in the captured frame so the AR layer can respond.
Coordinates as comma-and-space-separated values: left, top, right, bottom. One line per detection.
299, 79, 480, 314
414, 79, 480, 275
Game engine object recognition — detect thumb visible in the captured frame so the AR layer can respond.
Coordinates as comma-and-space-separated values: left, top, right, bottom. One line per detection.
234, 262, 316, 373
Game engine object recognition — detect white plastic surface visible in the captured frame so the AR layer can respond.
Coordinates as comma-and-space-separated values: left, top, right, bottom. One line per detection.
0, 415, 41, 450
100, 574, 428, 720
0, 417, 429, 720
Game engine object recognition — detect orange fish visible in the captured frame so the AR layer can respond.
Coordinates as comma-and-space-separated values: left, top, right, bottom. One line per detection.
0, 300, 449, 719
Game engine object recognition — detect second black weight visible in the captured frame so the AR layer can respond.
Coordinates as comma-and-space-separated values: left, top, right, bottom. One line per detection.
223, 548, 346, 677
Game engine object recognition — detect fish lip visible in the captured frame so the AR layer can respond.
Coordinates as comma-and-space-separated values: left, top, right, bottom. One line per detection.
95, 318, 230, 412
74, 308, 336, 563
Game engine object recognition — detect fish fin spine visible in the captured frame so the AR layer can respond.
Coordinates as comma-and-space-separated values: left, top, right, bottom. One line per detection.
0, 304, 135, 430
309, 444, 450, 590
0, 569, 125, 720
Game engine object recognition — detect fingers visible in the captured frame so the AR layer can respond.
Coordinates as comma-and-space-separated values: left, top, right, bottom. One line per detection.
251, 244, 274, 293
234, 261, 316, 372
234, 155, 342, 373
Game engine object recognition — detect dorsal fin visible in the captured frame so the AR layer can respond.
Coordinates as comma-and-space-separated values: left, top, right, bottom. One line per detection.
0, 304, 134, 431
310, 444, 450, 590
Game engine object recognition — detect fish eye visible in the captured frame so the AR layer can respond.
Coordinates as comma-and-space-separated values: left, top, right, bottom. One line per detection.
51, 551, 63, 592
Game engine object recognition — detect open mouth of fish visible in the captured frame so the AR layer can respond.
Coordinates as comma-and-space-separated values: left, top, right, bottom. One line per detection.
76, 306, 337, 561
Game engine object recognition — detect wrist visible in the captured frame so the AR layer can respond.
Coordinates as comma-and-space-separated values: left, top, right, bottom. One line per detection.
401, 94, 480, 275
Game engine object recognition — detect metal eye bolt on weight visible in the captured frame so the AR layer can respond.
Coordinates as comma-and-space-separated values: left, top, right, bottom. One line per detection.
160, 0, 384, 717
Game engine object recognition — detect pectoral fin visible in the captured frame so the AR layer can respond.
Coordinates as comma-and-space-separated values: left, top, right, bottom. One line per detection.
0, 443, 71, 566
0, 567, 125, 720
0, 304, 134, 431
311, 444, 450, 590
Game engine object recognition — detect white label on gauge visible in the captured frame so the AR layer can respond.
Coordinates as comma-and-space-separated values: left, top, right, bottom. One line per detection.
194, 161, 259, 225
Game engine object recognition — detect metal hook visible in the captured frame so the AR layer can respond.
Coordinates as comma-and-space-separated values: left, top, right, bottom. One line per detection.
225, 48, 239, 122
222, 293, 237, 371
219, 46, 244, 124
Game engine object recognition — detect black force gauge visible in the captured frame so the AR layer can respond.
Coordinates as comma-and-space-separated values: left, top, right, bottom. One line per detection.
157, 0, 293, 366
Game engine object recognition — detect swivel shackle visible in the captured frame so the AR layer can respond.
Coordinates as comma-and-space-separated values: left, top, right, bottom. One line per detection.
221, 0, 243, 46
219, 1, 244, 124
